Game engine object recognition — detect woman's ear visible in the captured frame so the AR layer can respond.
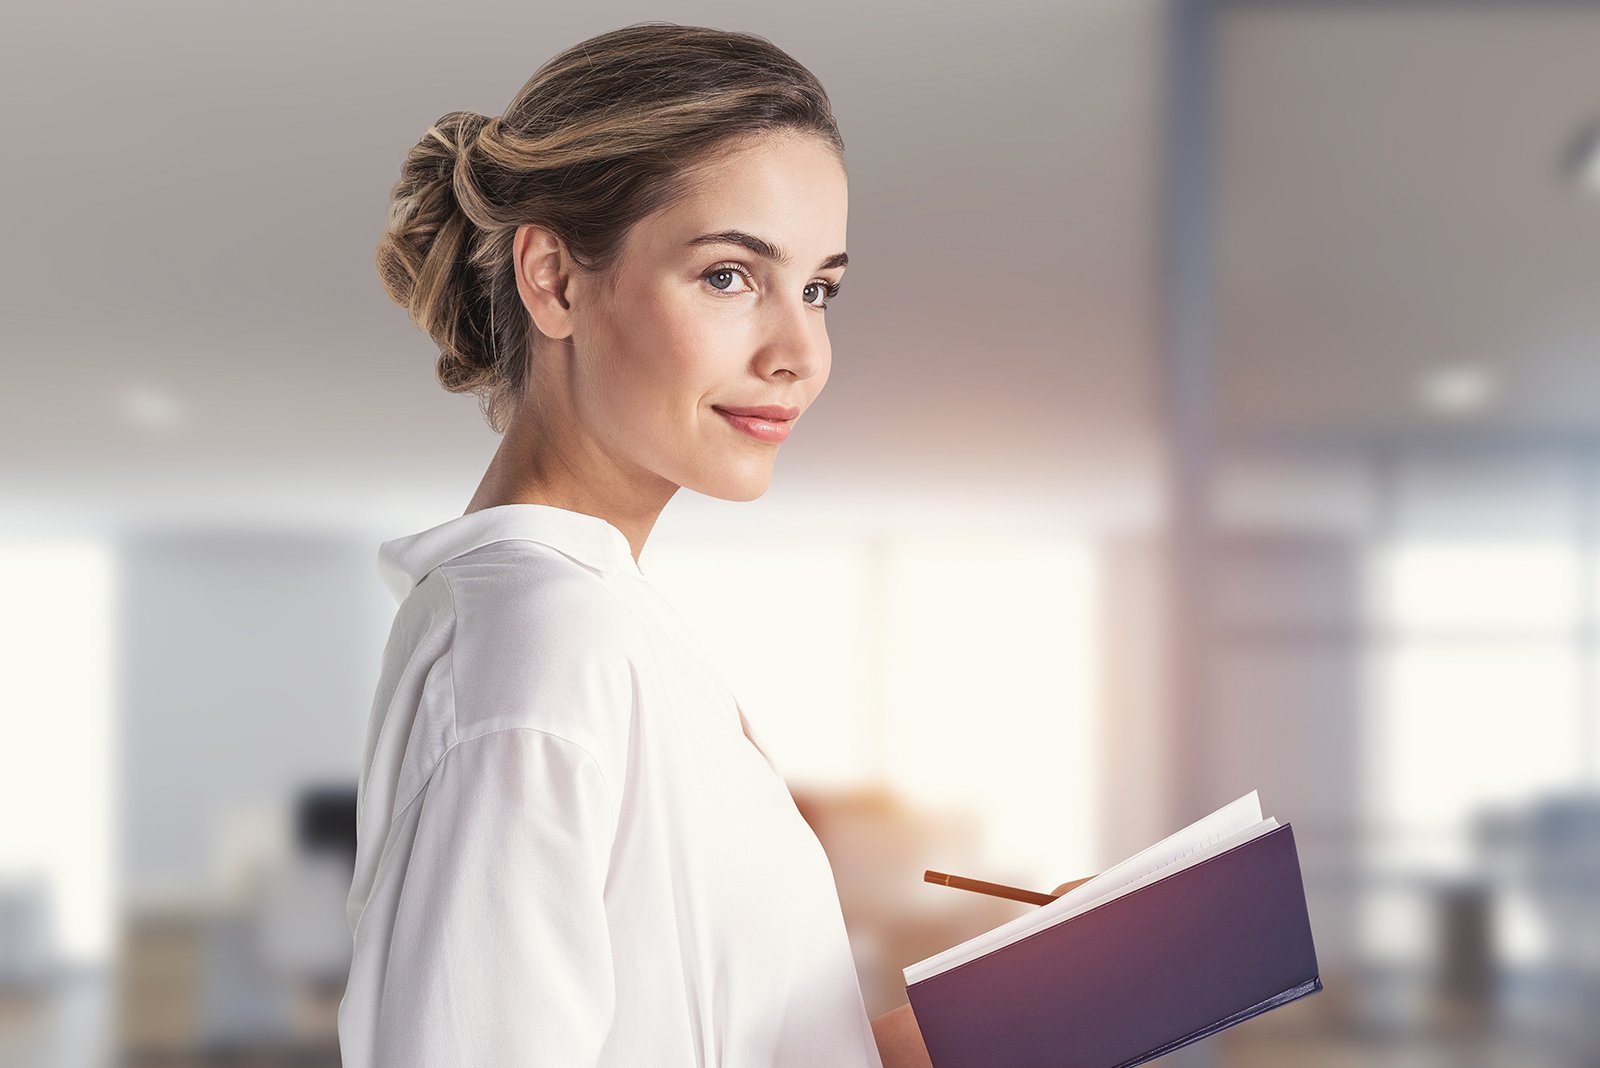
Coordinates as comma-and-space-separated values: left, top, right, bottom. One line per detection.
512, 223, 579, 339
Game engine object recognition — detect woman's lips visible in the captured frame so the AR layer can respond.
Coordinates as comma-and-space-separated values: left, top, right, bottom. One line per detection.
714, 407, 793, 443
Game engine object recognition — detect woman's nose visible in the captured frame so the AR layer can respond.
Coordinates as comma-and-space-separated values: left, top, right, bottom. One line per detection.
764, 305, 827, 381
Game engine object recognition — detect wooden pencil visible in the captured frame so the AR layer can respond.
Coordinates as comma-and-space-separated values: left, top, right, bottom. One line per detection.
924, 869, 1096, 907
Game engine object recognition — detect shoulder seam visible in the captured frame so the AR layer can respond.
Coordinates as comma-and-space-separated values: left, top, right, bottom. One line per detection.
441, 566, 463, 750
437, 565, 620, 818
387, 724, 620, 838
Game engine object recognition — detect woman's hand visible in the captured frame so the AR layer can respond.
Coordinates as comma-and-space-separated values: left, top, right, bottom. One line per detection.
875, 875, 1098, 1067
871, 1002, 934, 1068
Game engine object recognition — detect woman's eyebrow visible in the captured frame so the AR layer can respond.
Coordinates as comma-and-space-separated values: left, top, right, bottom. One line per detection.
686, 229, 848, 270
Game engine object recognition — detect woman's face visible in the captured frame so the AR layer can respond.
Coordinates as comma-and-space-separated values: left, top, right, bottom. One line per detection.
563, 132, 848, 503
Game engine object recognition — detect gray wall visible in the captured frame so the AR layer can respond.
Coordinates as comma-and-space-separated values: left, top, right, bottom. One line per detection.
116, 531, 392, 903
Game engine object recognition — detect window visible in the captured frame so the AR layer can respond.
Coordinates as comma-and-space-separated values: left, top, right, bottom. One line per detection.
0, 539, 116, 965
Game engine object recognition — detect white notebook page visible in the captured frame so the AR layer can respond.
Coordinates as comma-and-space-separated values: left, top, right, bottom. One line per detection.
905, 790, 1276, 986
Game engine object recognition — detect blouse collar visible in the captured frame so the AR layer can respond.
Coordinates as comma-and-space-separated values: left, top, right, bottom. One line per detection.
378, 503, 644, 602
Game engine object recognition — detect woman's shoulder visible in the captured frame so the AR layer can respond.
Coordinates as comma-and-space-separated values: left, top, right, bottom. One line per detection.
426, 540, 647, 760
438, 538, 646, 645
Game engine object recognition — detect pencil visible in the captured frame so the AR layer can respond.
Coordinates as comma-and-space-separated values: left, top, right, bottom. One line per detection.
924, 869, 1096, 907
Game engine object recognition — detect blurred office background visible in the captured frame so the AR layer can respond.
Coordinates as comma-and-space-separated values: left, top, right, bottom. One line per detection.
3, 0, 1599, 1065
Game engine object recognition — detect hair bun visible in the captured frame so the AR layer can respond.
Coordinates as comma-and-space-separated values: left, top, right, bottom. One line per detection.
374, 110, 499, 385
427, 110, 493, 165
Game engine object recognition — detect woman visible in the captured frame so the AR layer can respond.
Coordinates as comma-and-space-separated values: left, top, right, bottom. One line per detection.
337, 22, 933, 1068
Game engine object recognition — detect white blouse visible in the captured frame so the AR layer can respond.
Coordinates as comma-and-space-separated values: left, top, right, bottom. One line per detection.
337, 503, 884, 1067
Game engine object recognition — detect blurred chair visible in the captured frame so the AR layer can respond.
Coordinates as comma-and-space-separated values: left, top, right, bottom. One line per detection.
118, 784, 356, 1062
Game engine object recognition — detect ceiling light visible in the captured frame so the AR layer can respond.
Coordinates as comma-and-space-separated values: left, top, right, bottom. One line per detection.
119, 386, 184, 431
1418, 365, 1496, 417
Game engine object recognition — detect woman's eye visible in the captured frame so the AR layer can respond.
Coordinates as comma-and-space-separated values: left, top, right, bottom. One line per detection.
803, 281, 840, 308
702, 264, 841, 309
703, 265, 753, 295
704, 266, 748, 293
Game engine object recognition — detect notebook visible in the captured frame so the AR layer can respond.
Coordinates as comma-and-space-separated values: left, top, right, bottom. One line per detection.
904, 791, 1322, 1067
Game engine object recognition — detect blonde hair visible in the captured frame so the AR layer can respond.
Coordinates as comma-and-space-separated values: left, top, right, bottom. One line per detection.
375, 21, 845, 433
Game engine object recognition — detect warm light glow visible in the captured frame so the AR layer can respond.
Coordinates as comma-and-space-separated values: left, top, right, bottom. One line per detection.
642, 541, 877, 787
881, 539, 1100, 890
648, 535, 1102, 892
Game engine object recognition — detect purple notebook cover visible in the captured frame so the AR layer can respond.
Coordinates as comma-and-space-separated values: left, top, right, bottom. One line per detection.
905, 822, 1321, 1068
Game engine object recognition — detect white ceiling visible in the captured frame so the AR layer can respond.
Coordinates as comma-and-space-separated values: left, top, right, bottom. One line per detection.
1216, 4, 1600, 443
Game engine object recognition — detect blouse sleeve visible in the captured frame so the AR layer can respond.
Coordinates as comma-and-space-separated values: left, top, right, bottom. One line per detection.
372, 726, 618, 1065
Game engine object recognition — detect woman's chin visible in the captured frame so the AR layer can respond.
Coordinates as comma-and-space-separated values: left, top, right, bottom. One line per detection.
690, 464, 776, 503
